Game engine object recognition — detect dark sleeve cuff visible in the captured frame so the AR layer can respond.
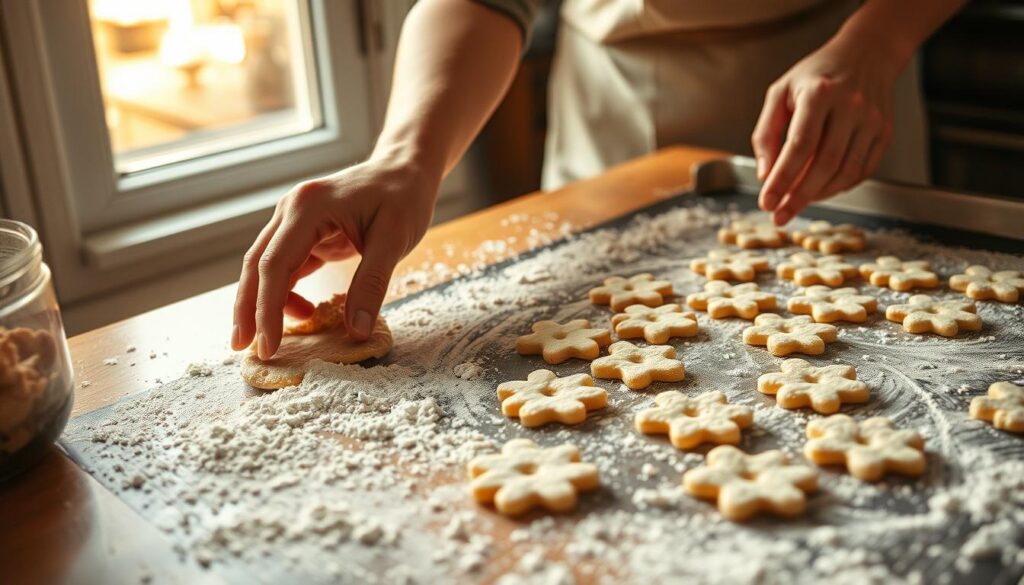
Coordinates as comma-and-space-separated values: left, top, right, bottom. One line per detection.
470, 0, 542, 48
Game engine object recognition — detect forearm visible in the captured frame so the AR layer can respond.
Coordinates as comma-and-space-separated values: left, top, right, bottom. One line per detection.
372, 0, 523, 178
833, 0, 967, 73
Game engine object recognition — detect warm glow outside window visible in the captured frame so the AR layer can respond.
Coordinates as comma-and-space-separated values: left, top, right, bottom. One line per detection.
88, 0, 321, 175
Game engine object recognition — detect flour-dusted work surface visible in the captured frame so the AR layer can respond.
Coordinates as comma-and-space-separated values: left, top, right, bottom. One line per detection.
62, 193, 1024, 584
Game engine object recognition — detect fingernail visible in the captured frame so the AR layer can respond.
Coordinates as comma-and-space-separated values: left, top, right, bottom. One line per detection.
353, 310, 372, 337
231, 324, 240, 349
257, 333, 269, 360
756, 158, 766, 180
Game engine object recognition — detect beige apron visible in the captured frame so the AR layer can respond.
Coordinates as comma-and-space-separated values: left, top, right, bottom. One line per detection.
542, 0, 929, 190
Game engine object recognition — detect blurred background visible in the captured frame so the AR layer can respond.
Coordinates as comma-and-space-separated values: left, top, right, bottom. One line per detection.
0, 0, 1020, 334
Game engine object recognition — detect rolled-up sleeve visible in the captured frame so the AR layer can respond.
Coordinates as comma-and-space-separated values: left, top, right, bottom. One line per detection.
471, 0, 542, 45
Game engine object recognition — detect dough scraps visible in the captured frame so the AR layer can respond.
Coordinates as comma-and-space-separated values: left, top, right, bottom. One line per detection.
496, 369, 607, 427
515, 319, 611, 364
949, 266, 1024, 303
591, 341, 685, 390
685, 281, 777, 320
742, 314, 838, 356
588, 274, 673, 312
884, 295, 982, 337
969, 382, 1024, 434
634, 390, 753, 449
610, 304, 698, 344
757, 359, 869, 414
467, 439, 600, 516
682, 445, 818, 521
804, 415, 926, 481
240, 294, 393, 390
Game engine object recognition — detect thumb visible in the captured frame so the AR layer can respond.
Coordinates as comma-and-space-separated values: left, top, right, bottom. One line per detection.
345, 222, 403, 341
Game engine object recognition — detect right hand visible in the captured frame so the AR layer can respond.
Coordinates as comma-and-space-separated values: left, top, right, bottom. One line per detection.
231, 152, 441, 359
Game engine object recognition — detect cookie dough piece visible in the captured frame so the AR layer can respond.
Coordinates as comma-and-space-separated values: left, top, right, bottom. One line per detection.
792, 221, 865, 254
777, 253, 858, 287
950, 266, 1024, 303
467, 439, 600, 516
240, 295, 392, 390
686, 281, 777, 320
497, 370, 607, 427
884, 295, 981, 337
682, 445, 818, 522
804, 415, 925, 482
717, 220, 788, 249
742, 314, 838, 356
588, 274, 673, 311
591, 341, 685, 390
635, 390, 753, 449
611, 304, 698, 344
757, 359, 869, 414
690, 249, 770, 282
969, 382, 1024, 433
516, 319, 611, 364
859, 256, 939, 291
787, 286, 878, 323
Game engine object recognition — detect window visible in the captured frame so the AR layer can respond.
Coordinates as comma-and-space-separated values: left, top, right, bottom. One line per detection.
89, 0, 322, 175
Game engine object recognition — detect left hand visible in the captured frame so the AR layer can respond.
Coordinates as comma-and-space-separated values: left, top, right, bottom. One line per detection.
752, 31, 902, 225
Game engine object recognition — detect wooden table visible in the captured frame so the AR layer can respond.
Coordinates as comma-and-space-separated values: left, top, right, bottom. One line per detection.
0, 145, 725, 585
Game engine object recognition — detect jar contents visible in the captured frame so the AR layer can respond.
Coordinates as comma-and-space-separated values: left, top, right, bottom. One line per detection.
0, 326, 63, 454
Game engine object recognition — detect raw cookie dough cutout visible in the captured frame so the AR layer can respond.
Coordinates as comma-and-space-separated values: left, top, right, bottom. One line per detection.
884, 295, 982, 337
717, 220, 788, 249
588, 274, 673, 311
240, 294, 392, 390
969, 382, 1024, 434
804, 415, 926, 481
859, 256, 939, 291
949, 266, 1024, 303
689, 249, 769, 282
787, 286, 878, 323
686, 281, 777, 320
467, 439, 600, 516
611, 304, 698, 344
791, 221, 865, 254
742, 314, 838, 356
682, 445, 818, 522
516, 319, 611, 364
591, 341, 685, 390
757, 359, 869, 414
635, 390, 753, 449
496, 369, 607, 427
777, 253, 858, 287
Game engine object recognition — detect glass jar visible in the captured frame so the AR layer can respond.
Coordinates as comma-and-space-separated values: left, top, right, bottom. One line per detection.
0, 220, 74, 481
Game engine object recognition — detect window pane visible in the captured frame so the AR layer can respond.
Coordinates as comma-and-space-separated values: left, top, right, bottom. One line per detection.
89, 0, 321, 175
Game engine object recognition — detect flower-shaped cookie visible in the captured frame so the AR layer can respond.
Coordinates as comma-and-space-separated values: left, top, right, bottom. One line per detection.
468, 439, 600, 515
757, 359, 869, 414
635, 390, 753, 449
611, 304, 698, 344
969, 382, 1024, 434
497, 369, 608, 427
591, 341, 685, 390
682, 446, 818, 521
717, 219, 788, 249
859, 256, 939, 291
589, 274, 673, 311
742, 314, 838, 356
686, 281, 777, 320
949, 266, 1024, 303
884, 295, 981, 337
787, 286, 878, 323
776, 253, 858, 287
792, 221, 865, 254
516, 319, 612, 364
689, 249, 770, 282
803, 415, 925, 482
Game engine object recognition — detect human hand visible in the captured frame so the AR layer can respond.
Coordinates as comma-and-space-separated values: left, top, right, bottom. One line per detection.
231, 152, 441, 359
752, 31, 904, 225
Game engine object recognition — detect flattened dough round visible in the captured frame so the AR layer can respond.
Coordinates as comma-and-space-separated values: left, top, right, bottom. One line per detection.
240, 295, 392, 390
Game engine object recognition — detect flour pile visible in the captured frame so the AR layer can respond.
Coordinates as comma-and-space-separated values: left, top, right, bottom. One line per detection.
67, 201, 1024, 584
